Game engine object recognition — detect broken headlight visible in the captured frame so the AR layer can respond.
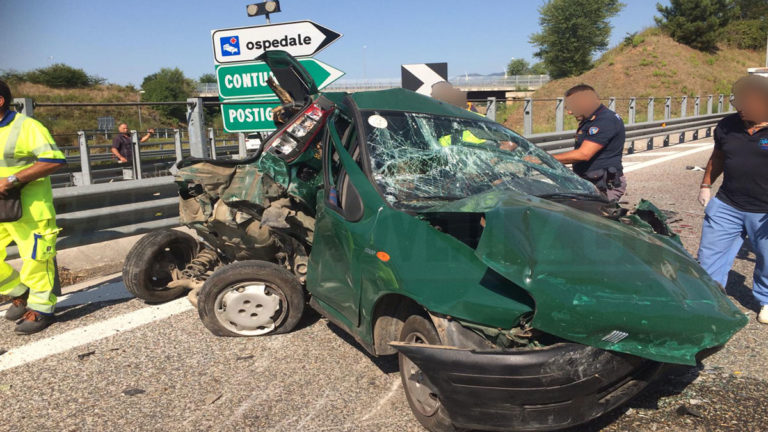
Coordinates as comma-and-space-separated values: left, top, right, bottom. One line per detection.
266, 103, 331, 163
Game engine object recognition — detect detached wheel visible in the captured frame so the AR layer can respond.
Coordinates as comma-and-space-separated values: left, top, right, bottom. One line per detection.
399, 315, 461, 432
197, 260, 305, 337
123, 229, 198, 303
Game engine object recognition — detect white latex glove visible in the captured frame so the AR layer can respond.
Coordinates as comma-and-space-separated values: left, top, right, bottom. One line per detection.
698, 187, 711, 207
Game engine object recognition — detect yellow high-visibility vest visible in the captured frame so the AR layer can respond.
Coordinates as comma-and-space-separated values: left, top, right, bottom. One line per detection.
0, 113, 66, 221
439, 130, 486, 147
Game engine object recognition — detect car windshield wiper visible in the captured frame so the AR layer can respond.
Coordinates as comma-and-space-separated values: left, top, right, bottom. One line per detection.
536, 192, 609, 203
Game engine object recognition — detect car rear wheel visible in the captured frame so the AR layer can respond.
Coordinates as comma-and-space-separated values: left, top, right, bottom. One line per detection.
123, 229, 199, 303
399, 315, 463, 432
197, 260, 305, 337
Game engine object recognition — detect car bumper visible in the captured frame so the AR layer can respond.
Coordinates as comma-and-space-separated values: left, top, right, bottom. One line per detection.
391, 342, 663, 431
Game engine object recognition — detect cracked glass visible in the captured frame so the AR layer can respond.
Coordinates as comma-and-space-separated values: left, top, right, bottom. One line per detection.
363, 111, 598, 209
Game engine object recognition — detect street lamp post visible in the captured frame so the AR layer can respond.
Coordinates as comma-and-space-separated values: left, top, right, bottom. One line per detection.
137, 90, 145, 131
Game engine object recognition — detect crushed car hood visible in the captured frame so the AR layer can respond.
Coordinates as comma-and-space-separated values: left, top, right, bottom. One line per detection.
428, 190, 747, 365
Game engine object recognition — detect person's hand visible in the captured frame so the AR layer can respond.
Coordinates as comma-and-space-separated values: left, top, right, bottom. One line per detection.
0, 178, 11, 197
147, 128, 155, 134
523, 154, 542, 164
118, 157, 128, 164
698, 187, 711, 207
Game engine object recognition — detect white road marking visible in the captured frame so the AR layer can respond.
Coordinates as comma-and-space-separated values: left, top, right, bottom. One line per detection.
0, 297, 193, 372
625, 151, 679, 157
624, 144, 713, 173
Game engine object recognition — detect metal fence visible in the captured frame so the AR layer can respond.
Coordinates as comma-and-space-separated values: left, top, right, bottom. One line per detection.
8, 93, 732, 255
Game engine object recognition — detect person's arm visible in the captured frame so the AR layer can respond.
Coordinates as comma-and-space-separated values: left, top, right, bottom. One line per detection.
698, 148, 725, 206
0, 161, 64, 197
139, 128, 155, 143
111, 147, 128, 163
553, 140, 604, 164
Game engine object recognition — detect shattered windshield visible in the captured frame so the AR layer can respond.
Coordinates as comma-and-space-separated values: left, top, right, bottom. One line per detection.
363, 111, 598, 209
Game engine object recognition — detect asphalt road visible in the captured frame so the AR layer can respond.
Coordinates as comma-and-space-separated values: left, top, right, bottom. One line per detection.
1, 138, 767, 432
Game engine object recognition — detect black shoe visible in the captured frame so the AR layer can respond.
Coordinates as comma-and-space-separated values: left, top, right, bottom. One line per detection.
14, 310, 54, 335
4, 291, 29, 321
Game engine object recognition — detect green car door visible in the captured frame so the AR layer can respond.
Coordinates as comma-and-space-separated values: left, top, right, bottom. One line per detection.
306, 113, 373, 329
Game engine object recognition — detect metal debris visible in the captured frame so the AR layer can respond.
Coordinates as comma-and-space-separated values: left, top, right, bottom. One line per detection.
122, 388, 146, 396
77, 350, 96, 360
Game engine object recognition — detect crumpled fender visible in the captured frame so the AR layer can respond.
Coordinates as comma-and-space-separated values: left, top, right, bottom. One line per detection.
431, 191, 747, 365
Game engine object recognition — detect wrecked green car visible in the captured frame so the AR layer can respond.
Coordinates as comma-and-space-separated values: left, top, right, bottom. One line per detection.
123, 51, 747, 432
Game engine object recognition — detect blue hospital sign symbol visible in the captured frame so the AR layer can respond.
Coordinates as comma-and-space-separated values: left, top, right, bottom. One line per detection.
220, 36, 240, 57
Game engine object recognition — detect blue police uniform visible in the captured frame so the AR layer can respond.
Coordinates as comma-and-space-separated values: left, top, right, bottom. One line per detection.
573, 104, 626, 200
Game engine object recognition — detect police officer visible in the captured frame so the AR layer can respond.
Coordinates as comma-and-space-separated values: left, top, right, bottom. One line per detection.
553, 84, 627, 201
0, 80, 66, 335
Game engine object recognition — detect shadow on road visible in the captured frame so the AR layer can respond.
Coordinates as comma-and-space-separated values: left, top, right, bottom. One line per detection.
725, 270, 760, 313
324, 321, 399, 374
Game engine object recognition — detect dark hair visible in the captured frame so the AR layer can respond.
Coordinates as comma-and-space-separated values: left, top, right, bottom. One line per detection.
565, 84, 597, 98
0, 79, 11, 112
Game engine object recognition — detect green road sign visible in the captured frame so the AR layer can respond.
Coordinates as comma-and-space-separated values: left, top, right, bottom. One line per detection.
216, 58, 344, 100
221, 100, 281, 133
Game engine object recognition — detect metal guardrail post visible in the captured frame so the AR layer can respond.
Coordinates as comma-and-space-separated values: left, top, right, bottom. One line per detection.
694, 96, 701, 117
608, 97, 616, 112
628, 97, 636, 124
486, 97, 497, 122
728, 94, 733, 112
647, 97, 655, 122
186, 97, 209, 158
131, 130, 143, 180
523, 98, 533, 136
707, 95, 713, 114
681, 96, 688, 118
238, 133, 247, 158
13, 98, 34, 117
555, 97, 564, 132
76, 131, 92, 186
208, 128, 217, 160
718, 94, 724, 113
174, 129, 183, 162
664, 97, 671, 120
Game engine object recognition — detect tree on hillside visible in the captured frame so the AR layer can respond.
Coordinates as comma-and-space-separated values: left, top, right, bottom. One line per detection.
142, 68, 194, 122
530, 0, 624, 79
199, 73, 217, 84
24, 63, 104, 88
733, 0, 768, 19
507, 59, 531, 76
655, 0, 738, 52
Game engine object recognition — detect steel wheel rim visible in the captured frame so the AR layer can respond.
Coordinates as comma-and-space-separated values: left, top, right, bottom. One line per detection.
402, 331, 441, 417
213, 281, 287, 336
148, 241, 194, 291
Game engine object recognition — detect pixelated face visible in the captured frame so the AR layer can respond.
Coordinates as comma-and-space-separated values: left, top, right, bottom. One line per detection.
565, 90, 600, 121
733, 89, 768, 123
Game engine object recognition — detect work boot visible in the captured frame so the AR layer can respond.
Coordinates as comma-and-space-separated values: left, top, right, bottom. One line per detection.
4, 291, 29, 321
14, 310, 54, 335
759, 306, 768, 325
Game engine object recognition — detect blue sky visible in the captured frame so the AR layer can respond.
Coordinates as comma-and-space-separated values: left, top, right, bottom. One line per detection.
1, 0, 667, 85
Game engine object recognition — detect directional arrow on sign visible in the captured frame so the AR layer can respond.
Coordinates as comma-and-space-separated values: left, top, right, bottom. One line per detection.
212, 20, 342, 64
217, 58, 344, 100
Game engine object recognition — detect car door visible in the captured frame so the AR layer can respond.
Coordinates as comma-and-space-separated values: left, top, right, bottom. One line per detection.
306, 112, 372, 328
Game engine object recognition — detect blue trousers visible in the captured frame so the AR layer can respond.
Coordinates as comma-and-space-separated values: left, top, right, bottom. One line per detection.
698, 197, 768, 306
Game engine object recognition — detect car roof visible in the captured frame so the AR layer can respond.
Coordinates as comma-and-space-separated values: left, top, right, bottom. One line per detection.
343, 88, 487, 121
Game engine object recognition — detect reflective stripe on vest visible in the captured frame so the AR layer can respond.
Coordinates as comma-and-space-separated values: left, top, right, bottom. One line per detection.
0, 115, 31, 168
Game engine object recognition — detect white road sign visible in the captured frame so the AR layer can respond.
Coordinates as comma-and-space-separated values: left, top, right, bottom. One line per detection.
212, 20, 342, 64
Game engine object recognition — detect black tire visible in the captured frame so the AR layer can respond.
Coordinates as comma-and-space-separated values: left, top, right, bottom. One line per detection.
399, 315, 462, 432
123, 229, 198, 303
197, 260, 305, 337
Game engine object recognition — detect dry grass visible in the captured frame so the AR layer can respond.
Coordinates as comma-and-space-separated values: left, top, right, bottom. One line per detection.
502, 28, 765, 133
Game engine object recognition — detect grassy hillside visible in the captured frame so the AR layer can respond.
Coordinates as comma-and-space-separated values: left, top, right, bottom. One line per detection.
7, 81, 178, 147
502, 28, 766, 133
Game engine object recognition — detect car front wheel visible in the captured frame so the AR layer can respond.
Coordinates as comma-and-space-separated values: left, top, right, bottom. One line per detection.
398, 314, 463, 432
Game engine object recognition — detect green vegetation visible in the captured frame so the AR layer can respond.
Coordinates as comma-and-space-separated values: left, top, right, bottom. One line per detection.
141, 68, 194, 122
655, 0, 738, 52
530, 0, 624, 79
506, 59, 549, 76
1, 63, 104, 88
720, 19, 768, 49
623, 32, 646, 48
199, 73, 217, 84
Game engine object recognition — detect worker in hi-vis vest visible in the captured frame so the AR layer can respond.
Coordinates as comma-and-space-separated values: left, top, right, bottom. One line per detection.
0, 80, 66, 335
